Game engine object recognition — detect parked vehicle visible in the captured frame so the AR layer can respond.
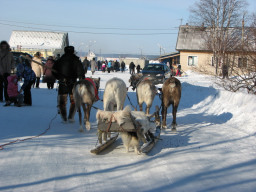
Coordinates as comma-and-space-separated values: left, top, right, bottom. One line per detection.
141, 63, 171, 83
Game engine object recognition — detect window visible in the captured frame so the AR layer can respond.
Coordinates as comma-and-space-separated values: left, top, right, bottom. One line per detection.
188, 56, 198, 66
238, 57, 247, 68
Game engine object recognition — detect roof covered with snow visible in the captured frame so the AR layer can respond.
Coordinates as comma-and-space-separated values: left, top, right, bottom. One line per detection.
176, 25, 209, 51
9, 30, 69, 50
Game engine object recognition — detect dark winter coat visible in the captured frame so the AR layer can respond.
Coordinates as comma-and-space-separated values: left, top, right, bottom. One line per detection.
129, 62, 135, 69
82, 58, 90, 70
0, 50, 15, 75
52, 53, 85, 94
16, 62, 36, 90
52, 53, 84, 81
136, 65, 141, 73
121, 61, 125, 69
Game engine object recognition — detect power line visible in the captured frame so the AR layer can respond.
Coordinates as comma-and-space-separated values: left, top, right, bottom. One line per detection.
0, 22, 178, 36
0, 19, 179, 31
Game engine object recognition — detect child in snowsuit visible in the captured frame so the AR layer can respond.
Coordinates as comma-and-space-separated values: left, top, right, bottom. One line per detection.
101, 62, 106, 72
43, 56, 56, 89
4, 74, 23, 107
16, 56, 36, 106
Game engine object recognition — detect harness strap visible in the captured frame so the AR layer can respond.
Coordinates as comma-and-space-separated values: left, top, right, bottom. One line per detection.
85, 78, 99, 101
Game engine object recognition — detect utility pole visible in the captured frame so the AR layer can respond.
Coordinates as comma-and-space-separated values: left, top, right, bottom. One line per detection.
179, 18, 183, 25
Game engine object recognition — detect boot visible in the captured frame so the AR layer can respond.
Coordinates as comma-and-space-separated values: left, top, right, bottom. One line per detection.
68, 94, 76, 122
59, 94, 67, 122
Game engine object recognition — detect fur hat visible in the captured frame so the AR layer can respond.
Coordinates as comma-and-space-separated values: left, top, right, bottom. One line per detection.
35, 52, 41, 57
64, 46, 74, 54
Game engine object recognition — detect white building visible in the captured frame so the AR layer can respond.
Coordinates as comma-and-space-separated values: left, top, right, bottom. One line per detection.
9, 30, 69, 58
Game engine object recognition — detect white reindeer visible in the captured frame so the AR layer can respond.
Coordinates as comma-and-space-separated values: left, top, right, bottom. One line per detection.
99, 78, 127, 144
103, 77, 127, 111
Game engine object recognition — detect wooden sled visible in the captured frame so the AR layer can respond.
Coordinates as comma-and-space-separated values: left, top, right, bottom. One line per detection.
90, 106, 161, 154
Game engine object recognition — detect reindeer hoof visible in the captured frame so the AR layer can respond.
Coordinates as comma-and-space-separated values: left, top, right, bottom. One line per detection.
171, 123, 177, 132
79, 128, 84, 132
171, 128, 177, 132
68, 118, 75, 123
162, 125, 167, 129
86, 122, 91, 131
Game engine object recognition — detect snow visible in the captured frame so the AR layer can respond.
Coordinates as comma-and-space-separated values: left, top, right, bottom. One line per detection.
0, 70, 256, 192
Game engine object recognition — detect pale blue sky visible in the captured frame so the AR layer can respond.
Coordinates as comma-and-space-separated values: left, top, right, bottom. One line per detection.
0, 0, 255, 55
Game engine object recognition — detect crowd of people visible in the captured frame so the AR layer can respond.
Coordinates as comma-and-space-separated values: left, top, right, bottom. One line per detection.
82, 58, 127, 74
0, 41, 58, 107
0, 41, 182, 117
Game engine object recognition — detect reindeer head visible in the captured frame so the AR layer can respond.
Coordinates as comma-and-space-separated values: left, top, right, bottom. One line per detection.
93, 77, 101, 91
129, 73, 143, 91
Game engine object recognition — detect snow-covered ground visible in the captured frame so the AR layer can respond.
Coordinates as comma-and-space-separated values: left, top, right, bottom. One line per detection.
0, 70, 255, 192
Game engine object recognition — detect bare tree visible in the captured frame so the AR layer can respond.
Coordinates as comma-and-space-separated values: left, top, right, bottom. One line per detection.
221, 13, 256, 94
190, 0, 247, 75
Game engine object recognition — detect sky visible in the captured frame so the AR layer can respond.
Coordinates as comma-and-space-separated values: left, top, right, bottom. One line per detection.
0, 0, 256, 56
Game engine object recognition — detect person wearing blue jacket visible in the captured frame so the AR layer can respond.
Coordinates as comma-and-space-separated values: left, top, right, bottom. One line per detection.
16, 56, 36, 106
107, 60, 112, 73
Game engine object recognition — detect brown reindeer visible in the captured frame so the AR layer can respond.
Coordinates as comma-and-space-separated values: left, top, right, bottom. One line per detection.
73, 78, 100, 132
161, 77, 181, 131
129, 73, 143, 91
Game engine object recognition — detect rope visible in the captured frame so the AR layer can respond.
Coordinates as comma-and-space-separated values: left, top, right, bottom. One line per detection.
0, 113, 58, 151
126, 94, 137, 111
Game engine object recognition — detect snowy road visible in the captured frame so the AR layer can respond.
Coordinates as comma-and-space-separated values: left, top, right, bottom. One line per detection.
0, 71, 255, 192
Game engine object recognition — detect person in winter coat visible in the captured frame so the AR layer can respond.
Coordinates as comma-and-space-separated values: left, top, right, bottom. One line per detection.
121, 61, 125, 73
101, 62, 106, 72
129, 62, 135, 75
52, 46, 85, 123
43, 56, 56, 89
82, 56, 89, 74
90, 57, 96, 75
222, 64, 228, 79
0, 41, 15, 102
114, 60, 119, 72
97, 60, 102, 71
16, 56, 36, 106
31, 52, 43, 88
136, 64, 141, 73
107, 60, 112, 73
175, 65, 181, 77
4, 74, 23, 107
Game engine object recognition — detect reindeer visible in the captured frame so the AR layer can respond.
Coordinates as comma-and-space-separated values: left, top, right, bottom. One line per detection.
129, 73, 143, 91
103, 77, 127, 111
73, 78, 100, 132
129, 74, 157, 115
98, 77, 127, 144
160, 77, 181, 131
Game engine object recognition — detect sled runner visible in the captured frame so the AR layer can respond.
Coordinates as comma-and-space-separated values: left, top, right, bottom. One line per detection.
90, 106, 161, 154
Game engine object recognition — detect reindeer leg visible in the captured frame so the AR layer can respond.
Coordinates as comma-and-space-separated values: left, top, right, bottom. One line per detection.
98, 130, 103, 144
146, 103, 152, 115
78, 106, 84, 132
85, 104, 92, 130
139, 103, 143, 112
172, 105, 178, 132
161, 105, 167, 129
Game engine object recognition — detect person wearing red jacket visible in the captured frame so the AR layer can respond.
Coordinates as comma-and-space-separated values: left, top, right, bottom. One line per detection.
4, 75, 23, 107
43, 56, 56, 89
